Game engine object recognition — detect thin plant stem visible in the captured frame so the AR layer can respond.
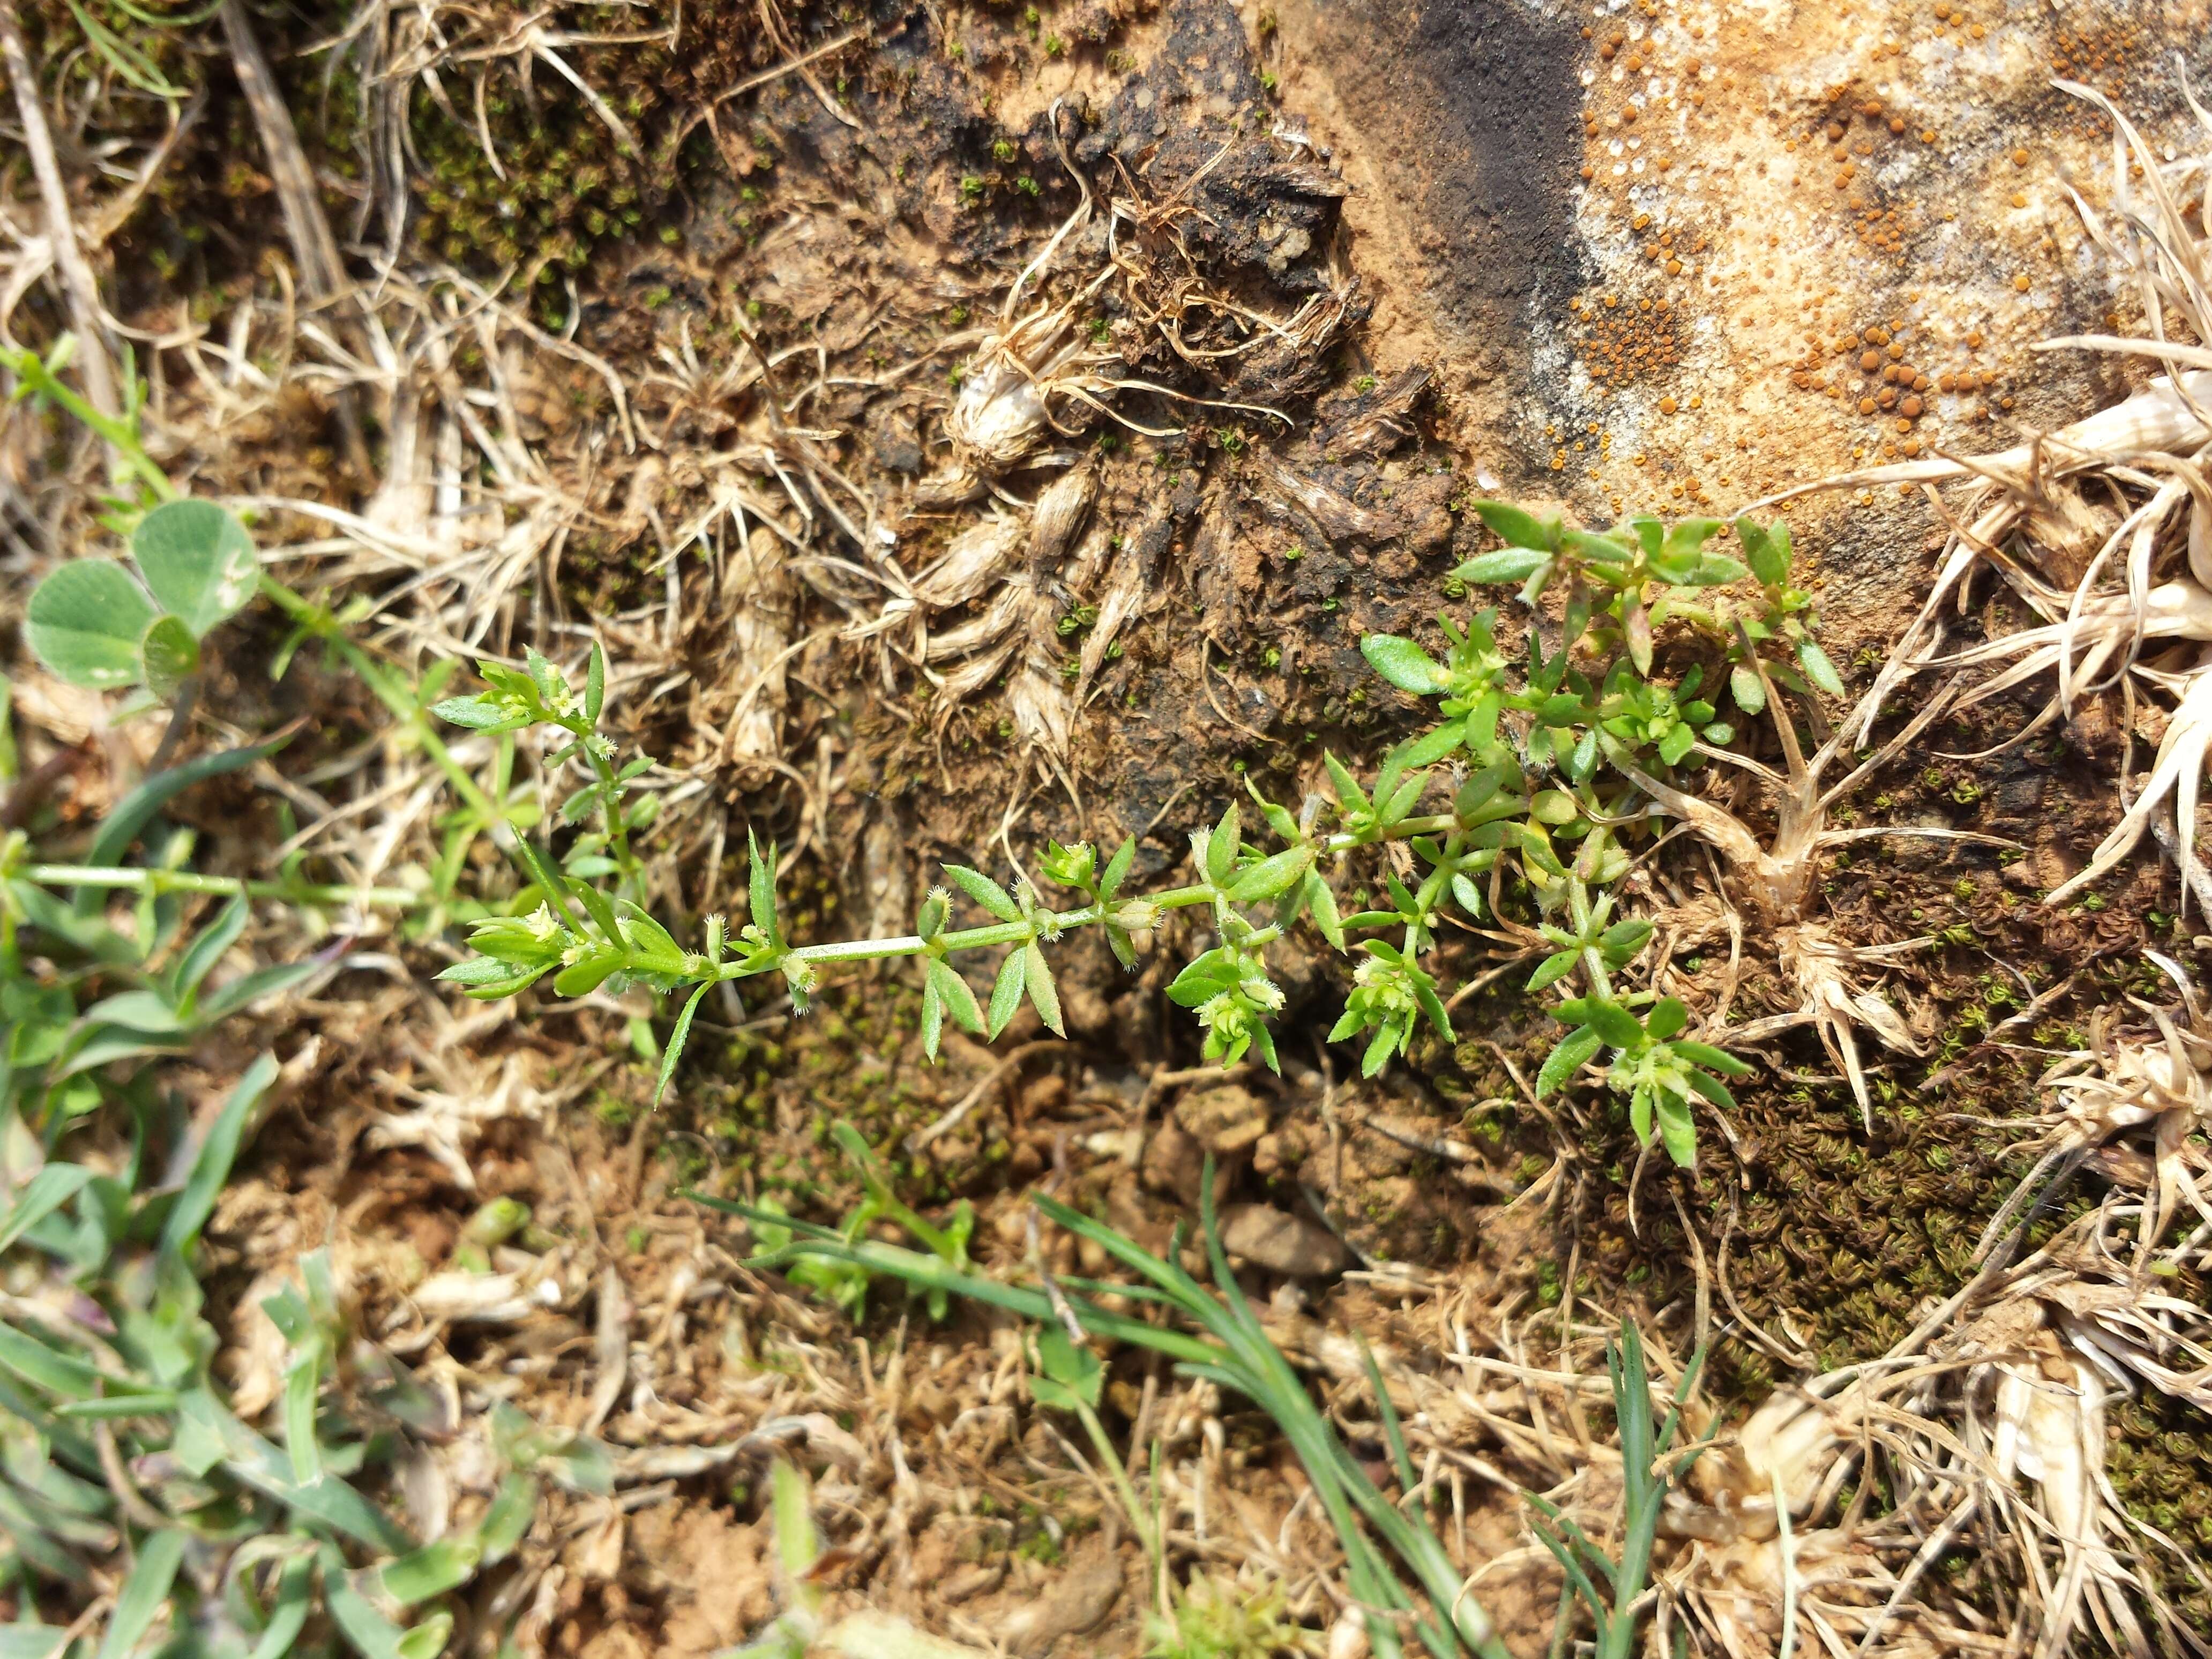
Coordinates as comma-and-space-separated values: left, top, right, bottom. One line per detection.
24, 865, 420, 908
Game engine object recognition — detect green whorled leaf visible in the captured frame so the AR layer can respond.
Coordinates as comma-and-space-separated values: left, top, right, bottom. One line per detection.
438, 960, 549, 999
1729, 662, 1767, 716
916, 891, 947, 943
985, 949, 1026, 1038
1598, 919, 1654, 963
1454, 764, 1511, 817
654, 983, 711, 1104
1410, 972, 1453, 1041
550, 947, 624, 998
1527, 950, 1580, 993
1661, 517, 1722, 561
1398, 719, 1466, 767
1657, 1096, 1698, 1168
1529, 789, 1580, 826
138, 614, 200, 697
1555, 996, 1642, 1048
1798, 638, 1845, 697
1559, 527, 1631, 565
26, 561, 157, 689
618, 903, 683, 970
918, 973, 945, 1059
1228, 845, 1312, 905
1536, 1026, 1604, 1098
1450, 872, 1485, 919
1379, 769, 1424, 827
1469, 501, 1559, 552
523, 647, 563, 706
1689, 552, 1750, 587
748, 831, 781, 949
1515, 825, 1568, 880
132, 499, 259, 637
1645, 996, 1690, 1041
1675, 1040, 1753, 1078
1766, 660, 1815, 697
1097, 835, 1136, 901
1683, 1068, 1739, 1114
1303, 871, 1346, 950
1625, 604, 1655, 677
1202, 804, 1242, 888
160, 1052, 279, 1264
570, 880, 622, 944
1702, 721, 1735, 745
1036, 840, 1097, 892
1359, 634, 1452, 696
1022, 941, 1064, 1036
478, 1472, 538, 1564
928, 959, 984, 1037
1165, 948, 1240, 1008
1567, 726, 1600, 783
940, 864, 1022, 924
1733, 515, 1791, 587
1321, 750, 1370, 813
94, 1526, 187, 1659
584, 640, 606, 723
430, 695, 525, 733
1656, 722, 1697, 767
1359, 1020, 1402, 1078
1536, 692, 1587, 729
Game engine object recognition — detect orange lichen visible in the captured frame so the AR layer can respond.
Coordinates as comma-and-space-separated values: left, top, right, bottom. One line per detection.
1574, 292, 1682, 390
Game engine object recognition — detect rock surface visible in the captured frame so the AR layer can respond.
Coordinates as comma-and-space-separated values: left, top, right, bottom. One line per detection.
1219, 1201, 1355, 1276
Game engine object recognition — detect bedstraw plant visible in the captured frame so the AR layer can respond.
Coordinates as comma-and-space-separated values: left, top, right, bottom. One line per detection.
427, 505, 1849, 1168
12, 339, 1843, 1175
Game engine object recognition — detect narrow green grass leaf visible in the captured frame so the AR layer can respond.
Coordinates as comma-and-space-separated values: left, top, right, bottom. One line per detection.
94, 1527, 186, 1659
159, 1052, 279, 1263
179, 1389, 410, 1551
0, 1165, 95, 1255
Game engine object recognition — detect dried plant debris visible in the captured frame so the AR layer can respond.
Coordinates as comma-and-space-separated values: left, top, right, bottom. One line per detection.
12, 3, 2212, 1657
1779, 81, 2212, 912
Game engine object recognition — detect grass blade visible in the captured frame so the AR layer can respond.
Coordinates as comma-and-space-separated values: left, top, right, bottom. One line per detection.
94, 1528, 186, 1659
159, 1053, 279, 1263
0, 1165, 95, 1255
